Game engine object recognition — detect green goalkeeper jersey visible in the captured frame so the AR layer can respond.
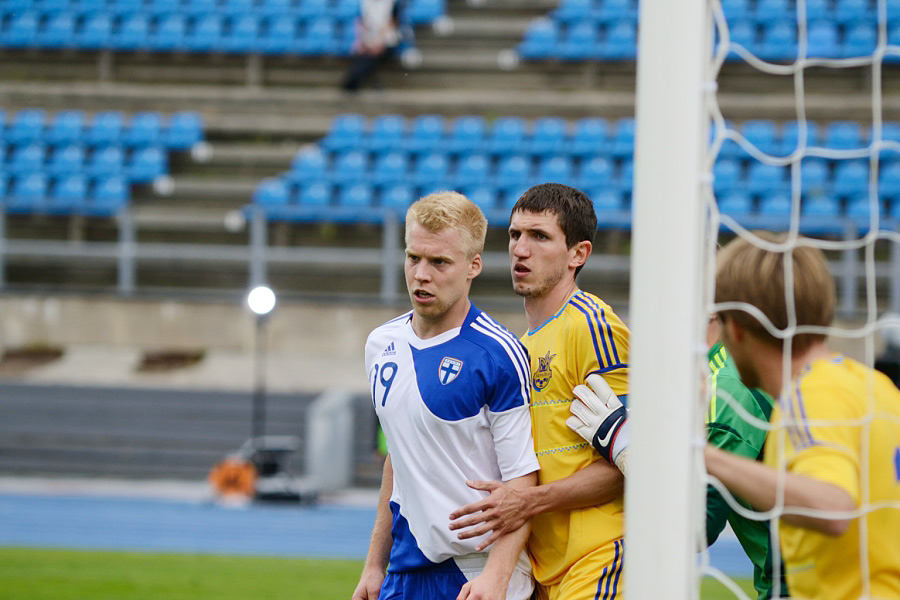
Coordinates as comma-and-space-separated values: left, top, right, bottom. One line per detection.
706, 343, 788, 600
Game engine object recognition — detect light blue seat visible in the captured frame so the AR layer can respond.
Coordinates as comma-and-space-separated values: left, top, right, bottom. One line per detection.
330, 0, 359, 19
329, 149, 368, 184
411, 152, 449, 186
486, 117, 526, 156
148, 13, 188, 52
404, 115, 445, 154
37, 11, 77, 48
453, 153, 491, 188
845, 195, 886, 225
596, 0, 636, 23
446, 116, 486, 155
536, 155, 573, 185
371, 151, 409, 187
494, 154, 532, 191
7, 109, 45, 145
296, 0, 328, 19
577, 155, 613, 189
832, 160, 869, 196
7, 172, 49, 213
123, 112, 163, 147
720, 0, 751, 24
85, 111, 125, 147
9, 142, 46, 174
802, 195, 840, 218
746, 161, 788, 194
321, 113, 366, 152
518, 18, 558, 60
590, 188, 625, 213
2, 12, 40, 48
254, 177, 291, 206
366, 114, 406, 154
299, 16, 336, 55
757, 192, 792, 227
800, 157, 830, 196
37, 0, 72, 8
164, 112, 204, 149
297, 181, 332, 207
879, 160, 900, 195
289, 146, 327, 182
754, 0, 793, 25
553, 0, 592, 24
260, 0, 293, 16
111, 13, 150, 51
614, 157, 634, 191
609, 117, 635, 158
74, 0, 110, 12
222, 13, 260, 53
463, 185, 498, 215
48, 144, 86, 176
46, 110, 84, 147
48, 174, 88, 214
380, 184, 415, 212
74, 12, 113, 48
713, 157, 742, 194
528, 117, 568, 156
221, 0, 254, 16
571, 117, 608, 157
717, 190, 754, 219
108, 0, 145, 16
146, 0, 183, 16
823, 120, 865, 150
406, 0, 444, 25
842, 21, 877, 58
87, 145, 126, 176
779, 120, 820, 156
834, 0, 874, 24
806, 20, 840, 58
740, 119, 779, 155
601, 18, 637, 60
726, 20, 758, 60
183, 0, 218, 16
559, 21, 598, 61
759, 20, 796, 62
805, 0, 833, 21
127, 145, 167, 182
260, 14, 299, 54
337, 182, 374, 208
86, 175, 130, 216
185, 13, 224, 52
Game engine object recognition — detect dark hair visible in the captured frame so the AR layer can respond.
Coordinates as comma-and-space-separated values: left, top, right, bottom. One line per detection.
511, 183, 598, 276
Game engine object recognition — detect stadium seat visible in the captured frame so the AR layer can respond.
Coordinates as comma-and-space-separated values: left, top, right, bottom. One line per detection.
37, 11, 77, 48
596, 0, 636, 24
846, 195, 885, 224
146, 0, 183, 16
254, 177, 292, 206
486, 117, 526, 156
879, 161, 900, 195
322, 114, 366, 152
330, 0, 360, 19
608, 118, 635, 157
740, 119, 779, 156
806, 20, 840, 58
127, 145, 167, 182
87, 145, 126, 176
7, 109, 45, 145
371, 151, 409, 187
446, 116, 486, 155
337, 182, 374, 208
601, 18, 637, 60
553, 0, 592, 24
46, 110, 84, 147
297, 0, 329, 19
528, 117, 568, 156
834, 0, 874, 25
800, 158, 830, 196
289, 146, 327, 183
614, 157, 634, 191
329, 149, 368, 184
494, 155, 532, 191
7, 172, 48, 213
842, 21, 877, 58
164, 112, 204, 149
746, 161, 788, 194
185, 13, 224, 52
221, 0, 255, 16
824, 121, 865, 150
591, 189, 625, 213
74, 12, 113, 49
463, 185, 498, 215
48, 174, 88, 214
366, 114, 406, 154
518, 18, 558, 60
536, 155, 573, 184
559, 21, 598, 61
802, 195, 840, 219
758, 20, 796, 62
123, 112, 163, 147
148, 13, 188, 52
406, 0, 445, 25
713, 157, 742, 194
754, 0, 793, 25
805, 0, 833, 21
453, 153, 491, 188
85, 112, 125, 147
260, 14, 299, 54
112, 13, 151, 51
411, 152, 449, 187
108, 0, 146, 16
183, 0, 218, 16
299, 16, 337, 55
570, 117, 608, 157
48, 144, 86, 176
2, 12, 40, 48
720, 0, 751, 24
404, 115, 445, 154
297, 181, 332, 207
577, 155, 613, 189
779, 120, 821, 156
380, 184, 415, 212
222, 13, 261, 53
832, 159, 869, 196
9, 142, 46, 174
725, 19, 758, 60
86, 175, 130, 216
717, 190, 754, 220
757, 192, 792, 226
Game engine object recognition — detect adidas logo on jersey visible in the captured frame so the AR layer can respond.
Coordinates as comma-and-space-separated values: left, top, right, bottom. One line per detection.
382, 342, 396, 357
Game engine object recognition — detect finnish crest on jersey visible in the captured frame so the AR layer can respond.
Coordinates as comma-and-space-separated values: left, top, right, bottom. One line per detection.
439, 357, 463, 385
533, 351, 556, 391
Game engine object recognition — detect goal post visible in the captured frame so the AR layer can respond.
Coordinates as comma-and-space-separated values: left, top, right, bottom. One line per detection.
626, 0, 711, 597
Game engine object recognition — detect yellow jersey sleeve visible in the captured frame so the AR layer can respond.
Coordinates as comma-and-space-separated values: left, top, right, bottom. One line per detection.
566, 291, 629, 397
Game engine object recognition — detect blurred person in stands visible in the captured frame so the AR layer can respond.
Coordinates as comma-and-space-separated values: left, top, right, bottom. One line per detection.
342, 0, 406, 92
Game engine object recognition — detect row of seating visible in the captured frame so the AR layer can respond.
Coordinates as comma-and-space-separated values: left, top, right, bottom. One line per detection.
718, 119, 900, 157
0, 0, 444, 24
518, 16, 900, 62
0, 108, 205, 149
715, 157, 900, 196
2, 143, 169, 182
1, 172, 130, 215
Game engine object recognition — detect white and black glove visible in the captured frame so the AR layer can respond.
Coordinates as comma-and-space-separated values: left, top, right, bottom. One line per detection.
567, 374, 630, 476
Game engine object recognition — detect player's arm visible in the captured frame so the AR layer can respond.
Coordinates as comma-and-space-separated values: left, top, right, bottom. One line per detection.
352, 454, 394, 600
456, 472, 536, 600
704, 446, 856, 536
567, 374, 630, 476
448, 460, 623, 548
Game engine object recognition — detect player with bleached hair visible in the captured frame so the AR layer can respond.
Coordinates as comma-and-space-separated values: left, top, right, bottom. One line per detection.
704, 233, 900, 600
449, 183, 629, 600
352, 191, 539, 600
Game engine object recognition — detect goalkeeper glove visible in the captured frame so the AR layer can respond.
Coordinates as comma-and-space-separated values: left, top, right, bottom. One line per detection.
567, 374, 630, 476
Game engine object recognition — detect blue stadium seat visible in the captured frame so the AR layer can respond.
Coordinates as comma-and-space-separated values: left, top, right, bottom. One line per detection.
297, 0, 328, 18
299, 16, 337, 55
7, 109, 45, 145
746, 161, 788, 194
536, 155, 572, 184
528, 117, 568, 156
754, 0, 793, 25
185, 13, 224, 52
577, 155, 613, 189
720, 0, 751, 24
805, 0, 833, 21
260, 0, 293, 16
806, 20, 840, 58
366, 114, 406, 154
601, 18, 637, 60
518, 19, 558, 60
164, 112, 204, 149
406, 0, 445, 24
3, 0, 35, 11
146, 0, 183, 16
337, 182, 374, 208
452, 153, 491, 188
779, 120, 820, 156
7, 172, 48, 214
609, 118, 635, 157
757, 192, 792, 223
37, 11, 77, 48
322, 114, 366, 152
833, 159, 869, 196
553, 0, 592, 24
127, 145, 167, 182
834, 0, 874, 24
124, 112, 163, 147
330, 0, 360, 19
260, 14, 299, 54
713, 157, 742, 194
48, 174, 88, 214
846, 195, 885, 223
87, 145, 126, 176
289, 146, 327, 182
717, 190, 754, 220
37, 0, 72, 8
800, 157, 830, 196
46, 110, 84, 147
824, 120, 865, 150
615, 157, 634, 191
371, 151, 409, 187
9, 142, 46, 174
559, 21, 598, 61
329, 149, 368, 184
74, 12, 113, 48
2, 12, 40, 48
108, 0, 145, 16
446, 116, 486, 155
590, 189, 625, 214
254, 177, 291, 206
111, 13, 151, 51
86, 175, 130, 216
148, 13, 188, 52
380, 184, 415, 212
740, 119, 779, 156
463, 185, 498, 215
486, 117, 526, 156
222, 13, 260, 53
758, 20, 796, 62
842, 21, 877, 58
183, 0, 218, 16
297, 181, 332, 207
802, 195, 840, 219
596, 0, 636, 23
494, 154, 532, 190
221, 0, 254, 16
879, 161, 900, 195
404, 115, 445, 154
85, 111, 125, 147
570, 117, 608, 157
726, 20, 758, 59
411, 152, 449, 186
48, 144, 86, 176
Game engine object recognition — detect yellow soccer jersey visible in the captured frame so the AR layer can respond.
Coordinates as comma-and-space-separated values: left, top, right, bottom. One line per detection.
764, 354, 900, 600
522, 290, 630, 587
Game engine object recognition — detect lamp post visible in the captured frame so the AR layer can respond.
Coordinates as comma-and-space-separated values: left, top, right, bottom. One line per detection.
247, 285, 276, 446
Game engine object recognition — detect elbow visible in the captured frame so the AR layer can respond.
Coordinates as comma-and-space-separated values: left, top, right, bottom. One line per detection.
819, 517, 852, 537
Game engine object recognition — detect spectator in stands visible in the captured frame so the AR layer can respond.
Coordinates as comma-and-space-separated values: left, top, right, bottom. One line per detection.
342, 0, 405, 92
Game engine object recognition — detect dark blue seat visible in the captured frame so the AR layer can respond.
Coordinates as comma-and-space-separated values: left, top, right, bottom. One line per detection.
127, 145, 167, 182
833, 160, 869, 196
48, 174, 88, 214
123, 112, 163, 147
329, 149, 368, 184
74, 12, 113, 48
528, 117, 568, 156
446, 116, 486, 155
85, 111, 125, 147
48, 144, 86, 176
87, 145, 126, 176
86, 175, 130, 216
185, 13, 224, 52
164, 112, 204, 149
486, 117, 526, 156
371, 151, 409, 187
322, 114, 366, 152
148, 13, 188, 52
518, 18, 558, 60
535, 155, 572, 185
453, 153, 491, 188
570, 117, 608, 157
37, 11, 77, 48
7, 109, 45, 145
601, 18, 637, 60
404, 115, 445, 154
577, 155, 613, 189
111, 13, 151, 51
2, 12, 40, 48
46, 110, 84, 147
222, 13, 260, 53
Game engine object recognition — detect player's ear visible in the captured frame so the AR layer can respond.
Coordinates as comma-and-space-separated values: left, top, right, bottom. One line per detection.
570, 240, 592, 269
468, 253, 483, 279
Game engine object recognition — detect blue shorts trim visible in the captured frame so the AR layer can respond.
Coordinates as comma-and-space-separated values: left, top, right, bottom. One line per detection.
381, 565, 469, 600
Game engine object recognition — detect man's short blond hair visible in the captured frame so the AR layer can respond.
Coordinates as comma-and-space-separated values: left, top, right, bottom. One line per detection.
715, 232, 835, 354
405, 191, 487, 260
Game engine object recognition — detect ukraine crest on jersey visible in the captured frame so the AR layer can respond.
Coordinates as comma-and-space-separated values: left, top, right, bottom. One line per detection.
364, 303, 539, 574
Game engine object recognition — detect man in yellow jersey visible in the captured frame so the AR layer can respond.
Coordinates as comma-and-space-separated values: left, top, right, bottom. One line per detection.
705, 233, 900, 600
449, 183, 628, 600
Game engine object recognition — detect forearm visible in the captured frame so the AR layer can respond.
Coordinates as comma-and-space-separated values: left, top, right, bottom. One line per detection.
525, 460, 623, 516
704, 446, 855, 535
481, 473, 535, 582
364, 454, 394, 571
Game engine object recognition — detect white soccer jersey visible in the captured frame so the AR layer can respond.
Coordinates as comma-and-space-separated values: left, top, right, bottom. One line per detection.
365, 303, 538, 571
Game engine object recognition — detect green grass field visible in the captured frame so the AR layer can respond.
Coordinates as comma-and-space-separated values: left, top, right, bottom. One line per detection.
0, 547, 756, 599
